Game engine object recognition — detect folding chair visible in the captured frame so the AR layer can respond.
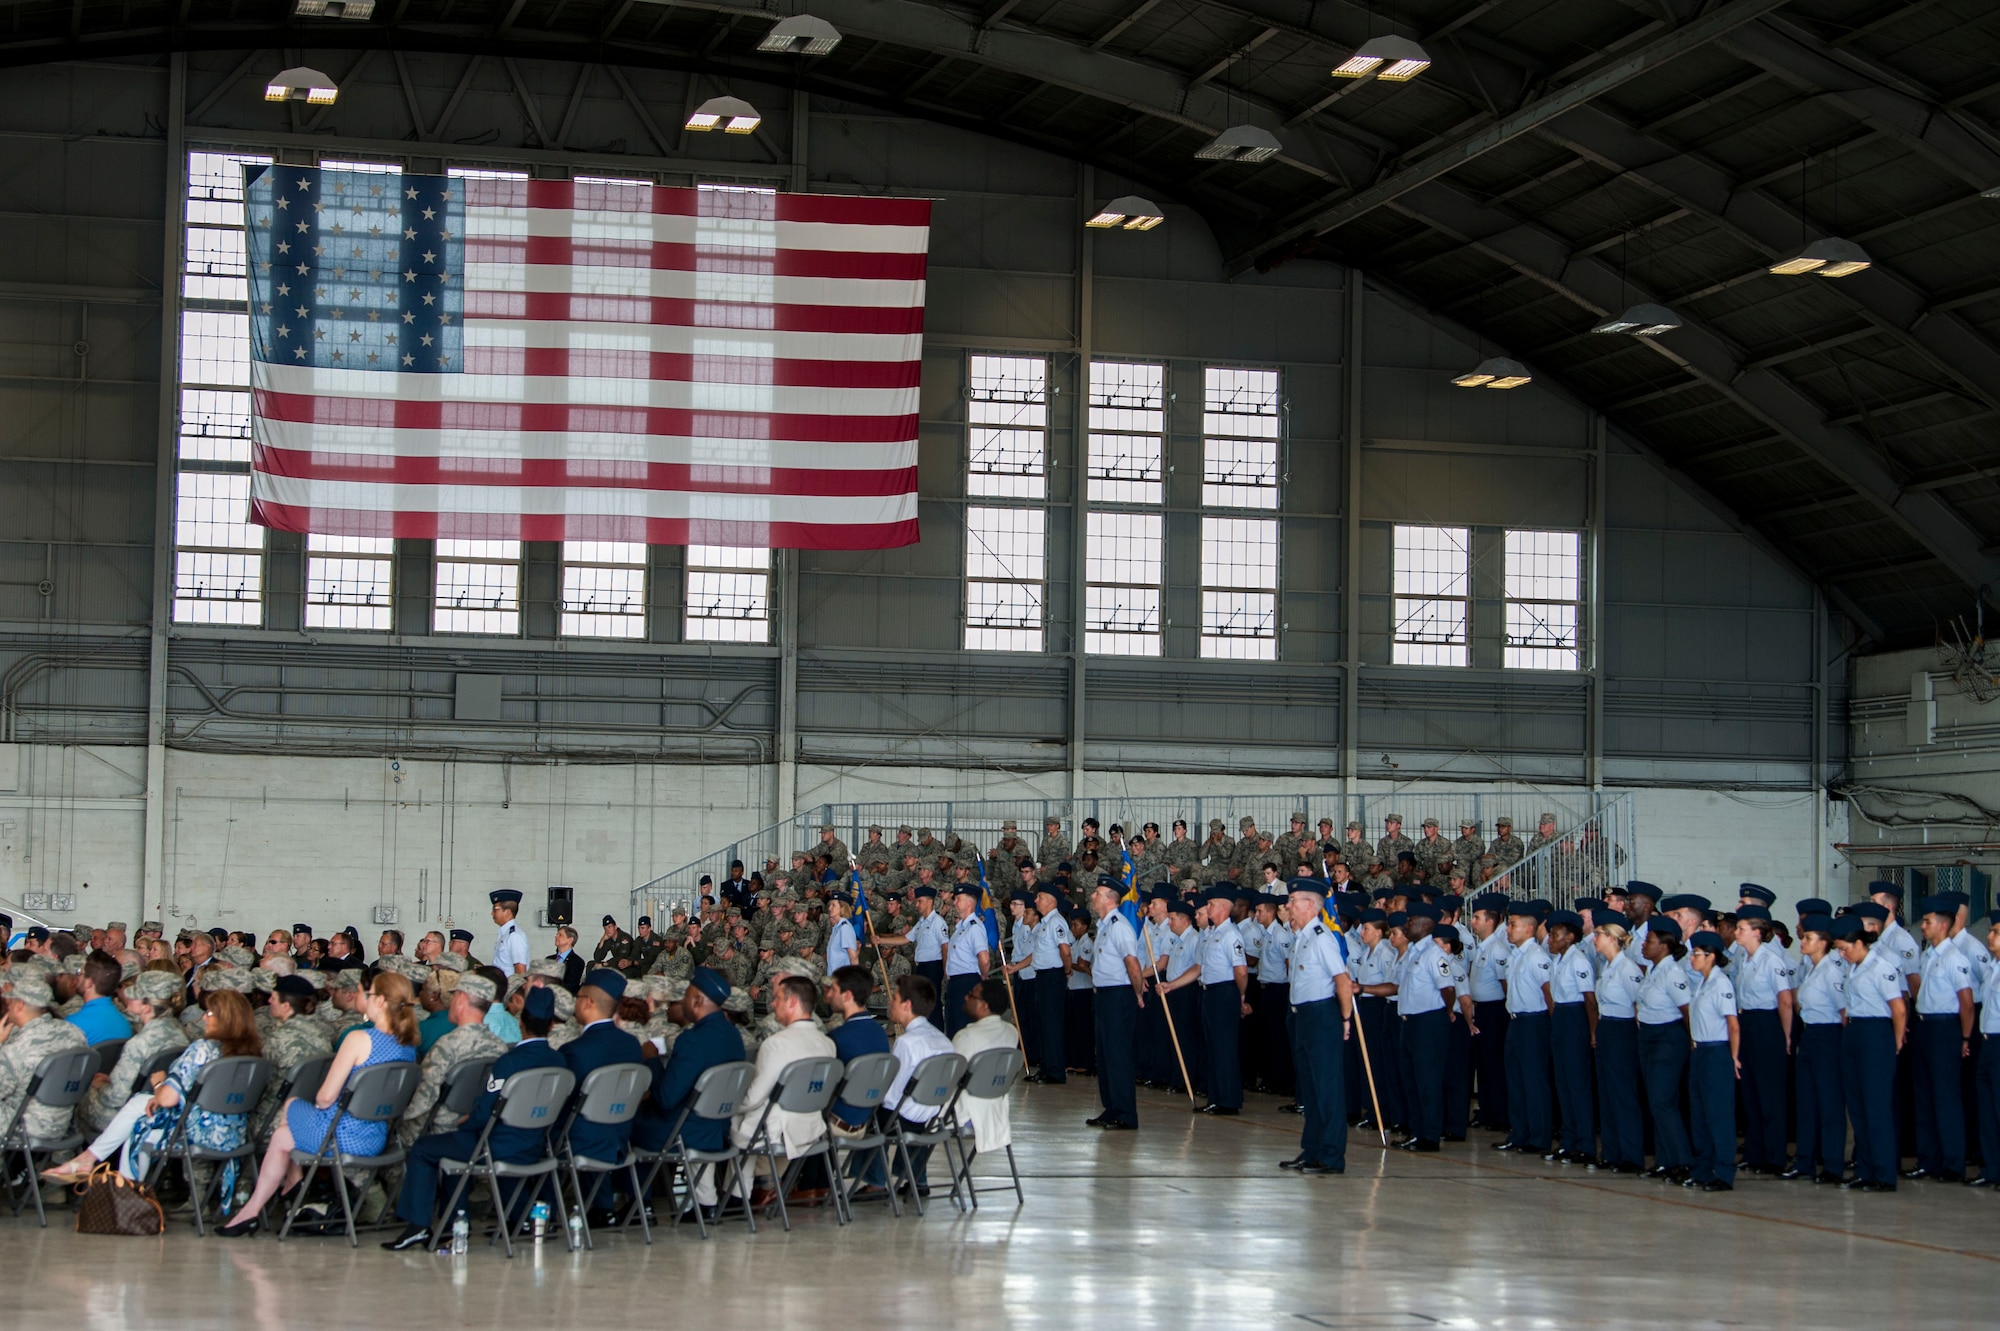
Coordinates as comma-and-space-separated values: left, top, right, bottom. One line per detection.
133, 1048, 180, 1097
881, 1051, 967, 1217
945, 1045, 1026, 1210
625, 1059, 754, 1241
824, 1052, 903, 1220
414, 1057, 497, 1139
433, 1065, 576, 1259
729, 1055, 843, 1233
1, 1047, 97, 1227
557, 1061, 653, 1248
278, 1061, 422, 1247
256, 1055, 332, 1143
142, 1055, 273, 1235
89, 1039, 128, 1078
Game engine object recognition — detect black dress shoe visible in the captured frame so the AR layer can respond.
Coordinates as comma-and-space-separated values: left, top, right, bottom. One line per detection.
1100, 1119, 1136, 1131
1614, 1163, 1642, 1176
1408, 1139, 1440, 1153
1443, 1133, 1466, 1143
1643, 1164, 1671, 1179
1901, 1167, 1934, 1180
1296, 1162, 1343, 1175
382, 1224, 433, 1252
1279, 1155, 1306, 1170
1201, 1106, 1240, 1116
1777, 1166, 1808, 1180
1938, 1169, 1966, 1183
1279, 1102, 1304, 1115
1085, 1114, 1111, 1127
1966, 1176, 1996, 1188
1492, 1141, 1518, 1153
1542, 1150, 1564, 1163
1700, 1180, 1734, 1193
1856, 1180, 1896, 1192
1681, 1177, 1700, 1189
1668, 1167, 1691, 1184
1814, 1171, 1844, 1185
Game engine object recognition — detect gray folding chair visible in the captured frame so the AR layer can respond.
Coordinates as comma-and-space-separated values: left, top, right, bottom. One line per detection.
945, 1045, 1026, 1210
729, 1054, 843, 1232
558, 1061, 653, 1248
1, 1047, 97, 1227
415, 1057, 497, 1139
133, 1047, 180, 1096
143, 1055, 273, 1235
89, 1038, 128, 1078
824, 1052, 903, 1220
881, 1051, 968, 1217
435, 1065, 577, 1259
257, 1054, 332, 1143
278, 1060, 423, 1246
626, 1059, 755, 1240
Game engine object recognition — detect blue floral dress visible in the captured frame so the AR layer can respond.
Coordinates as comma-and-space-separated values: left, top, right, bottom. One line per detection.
286, 1027, 416, 1156
128, 1039, 252, 1204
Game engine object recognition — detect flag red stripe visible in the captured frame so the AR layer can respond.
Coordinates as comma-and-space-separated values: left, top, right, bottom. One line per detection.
252, 498, 921, 549
253, 390, 916, 443
457, 346, 922, 388
476, 179, 932, 226
461, 291, 925, 333
463, 236, 929, 280
253, 445, 917, 497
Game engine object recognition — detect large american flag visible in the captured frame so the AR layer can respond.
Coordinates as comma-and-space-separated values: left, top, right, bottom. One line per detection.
243, 166, 928, 549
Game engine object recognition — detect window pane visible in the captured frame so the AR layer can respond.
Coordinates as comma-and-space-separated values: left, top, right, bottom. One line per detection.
1085, 511, 1161, 657
686, 570, 770, 643
563, 540, 647, 639
964, 506, 1044, 652
1200, 516, 1277, 589
180, 311, 249, 387
1202, 591, 1277, 660
1087, 361, 1164, 506
175, 471, 259, 550
179, 388, 252, 463
1200, 515, 1278, 659
967, 427, 1046, 499
173, 551, 263, 625
1505, 529, 1581, 670
1392, 524, 1469, 666
435, 540, 521, 635
1202, 367, 1280, 509
1085, 511, 1163, 587
306, 534, 393, 631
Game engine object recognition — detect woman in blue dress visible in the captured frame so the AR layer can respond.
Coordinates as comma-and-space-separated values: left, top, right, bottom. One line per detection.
217, 971, 420, 1236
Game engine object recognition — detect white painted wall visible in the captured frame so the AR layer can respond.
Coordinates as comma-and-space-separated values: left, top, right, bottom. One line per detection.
0, 746, 1848, 941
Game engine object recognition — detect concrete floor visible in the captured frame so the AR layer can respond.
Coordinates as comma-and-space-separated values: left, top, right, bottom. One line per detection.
7, 1080, 1999, 1329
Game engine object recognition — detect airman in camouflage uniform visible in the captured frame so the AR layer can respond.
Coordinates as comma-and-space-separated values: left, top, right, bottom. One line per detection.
1337, 820, 1371, 869
1234, 815, 1261, 868
255, 979, 334, 1130
400, 972, 509, 1145
853, 824, 892, 874
1487, 817, 1525, 870
0, 975, 88, 1140
318, 969, 365, 1036
912, 827, 943, 871
712, 939, 755, 994
816, 823, 851, 873
1159, 819, 1199, 882
622, 918, 665, 974
1273, 812, 1308, 870
1198, 818, 1238, 885
649, 934, 696, 986
1451, 819, 1487, 867
1376, 814, 1415, 869
1036, 816, 1071, 869
1410, 818, 1451, 876
81, 971, 189, 1132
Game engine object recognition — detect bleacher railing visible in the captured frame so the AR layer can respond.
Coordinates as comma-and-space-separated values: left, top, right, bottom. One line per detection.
1485, 793, 1638, 911
629, 789, 1638, 921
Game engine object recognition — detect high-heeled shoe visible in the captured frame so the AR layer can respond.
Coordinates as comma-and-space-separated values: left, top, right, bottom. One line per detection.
213, 1215, 262, 1239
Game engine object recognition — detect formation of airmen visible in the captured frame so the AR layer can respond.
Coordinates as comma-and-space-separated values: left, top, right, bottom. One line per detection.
4, 809, 1998, 1234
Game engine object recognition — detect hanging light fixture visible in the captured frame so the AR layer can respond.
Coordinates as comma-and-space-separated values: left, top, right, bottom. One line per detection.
1085, 196, 1165, 230
1333, 35, 1431, 82
1452, 357, 1532, 389
1768, 236, 1872, 278
1593, 303, 1681, 337
685, 96, 763, 135
293, 0, 374, 17
264, 67, 339, 105
1195, 125, 1282, 163
759, 14, 841, 54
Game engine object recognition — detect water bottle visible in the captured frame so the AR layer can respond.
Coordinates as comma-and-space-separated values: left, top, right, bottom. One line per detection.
566, 1210, 584, 1249
530, 1199, 550, 1244
450, 1210, 468, 1256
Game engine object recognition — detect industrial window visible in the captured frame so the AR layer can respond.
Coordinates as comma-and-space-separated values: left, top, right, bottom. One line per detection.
964, 353, 1047, 650
1086, 361, 1164, 656
1504, 529, 1582, 671
1392, 524, 1470, 667
1201, 367, 1279, 509
685, 545, 771, 643
306, 535, 393, 631
434, 539, 522, 635
564, 541, 649, 639
965, 507, 1046, 653
1201, 517, 1278, 660
966, 355, 1047, 500
173, 150, 272, 624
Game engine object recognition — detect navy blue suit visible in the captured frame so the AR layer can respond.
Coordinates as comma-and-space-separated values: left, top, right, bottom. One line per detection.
398, 1037, 568, 1228
631, 1012, 746, 1153
561, 1019, 645, 1210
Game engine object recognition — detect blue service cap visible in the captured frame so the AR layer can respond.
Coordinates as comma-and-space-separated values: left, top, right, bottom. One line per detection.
449, 929, 474, 943
637, 916, 652, 928
1660, 893, 1711, 914
1919, 894, 1955, 917
1370, 886, 1395, 902
1384, 911, 1410, 928
1799, 913, 1836, 937
1009, 890, 1034, 905
689, 966, 730, 1005
1647, 917, 1683, 942
1096, 875, 1118, 888
1940, 891, 1970, 912
1471, 892, 1510, 916
953, 883, 983, 900
1736, 904, 1772, 922
1396, 851, 1416, 864
1624, 880, 1661, 901
1853, 901, 1891, 923
1828, 916, 1865, 941
1546, 910, 1584, 933
1058, 861, 1073, 873
1987, 908, 2000, 928
489, 889, 523, 907
1335, 903, 1362, 928
699, 874, 713, 886
522, 987, 556, 1022
1573, 897, 1604, 914
1405, 902, 1441, 923
1167, 898, 1199, 920
1688, 930, 1724, 953
914, 886, 938, 899
1738, 883, 1776, 904
1288, 878, 1330, 898
1437, 893, 1465, 912
730, 860, 745, 870
601, 915, 617, 927
1795, 898, 1832, 917
584, 968, 626, 1000
1867, 880, 1904, 899
1359, 908, 1386, 926
292, 923, 312, 935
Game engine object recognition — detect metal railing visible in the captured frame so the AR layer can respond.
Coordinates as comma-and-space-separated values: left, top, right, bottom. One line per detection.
628, 789, 1637, 921
1483, 793, 1638, 911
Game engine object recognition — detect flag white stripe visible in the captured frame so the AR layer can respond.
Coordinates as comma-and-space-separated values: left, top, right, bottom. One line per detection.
460, 262, 925, 308
465, 209, 931, 254
255, 418, 916, 469
460, 319, 923, 363
257, 363, 917, 415
252, 472, 918, 523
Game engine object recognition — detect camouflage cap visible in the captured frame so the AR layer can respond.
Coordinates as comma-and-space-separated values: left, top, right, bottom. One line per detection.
529, 958, 566, 980
550, 985, 576, 1021
657, 978, 689, 1002
62, 953, 87, 975
1291, 811, 1308, 823
1422, 817, 1440, 828
299, 969, 329, 993
503, 973, 528, 998
106, 921, 129, 932
457, 973, 499, 1005
124, 970, 181, 1006
325, 969, 363, 992
432, 952, 468, 974
1002, 820, 1017, 832
772, 957, 819, 979
119, 955, 140, 981
1495, 816, 1513, 827
819, 823, 835, 834
1209, 818, 1225, 832
1460, 819, 1479, 830
867, 824, 882, 836
1385, 812, 1404, 823
722, 989, 751, 1016
1539, 812, 1556, 824
199, 966, 255, 995
380, 956, 429, 984
897, 824, 914, 836
139, 922, 162, 934
1238, 816, 1256, 831
7, 974, 53, 1007
220, 946, 257, 967
916, 827, 933, 838
251, 969, 278, 994
1346, 820, 1363, 831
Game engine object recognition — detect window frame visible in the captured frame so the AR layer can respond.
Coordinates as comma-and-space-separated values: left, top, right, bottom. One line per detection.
1391, 523, 1472, 668
962, 352, 1050, 653
1084, 359, 1166, 657
1502, 528, 1583, 672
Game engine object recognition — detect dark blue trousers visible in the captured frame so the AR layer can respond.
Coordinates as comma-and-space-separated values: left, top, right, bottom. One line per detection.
1257, 982, 1293, 1096
1398, 1009, 1448, 1143
1551, 1003, 1595, 1156
916, 960, 944, 994
1201, 984, 1243, 1110
399, 1127, 481, 1227
1165, 984, 1204, 1094
1974, 1035, 2000, 1185
1638, 1021, 1691, 1168
1504, 1011, 1552, 1151
1914, 1013, 1968, 1174
1066, 987, 1096, 1075
1093, 985, 1139, 1126
1444, 1007, 1472, 1138
1354, 997, 1400, 1126
1689, 1042, 1736, 1185
1738, 1008, 1788, 1170
943, 973, 979, 1037
1843, 1017, 1897, 1185
1472, 1000, 1510, 1128
1794, 1022, 1845, 1174
1033, 971, 1068, 1082
1292, 998, 1347, 1169
1595, 1018, 1643, 1168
